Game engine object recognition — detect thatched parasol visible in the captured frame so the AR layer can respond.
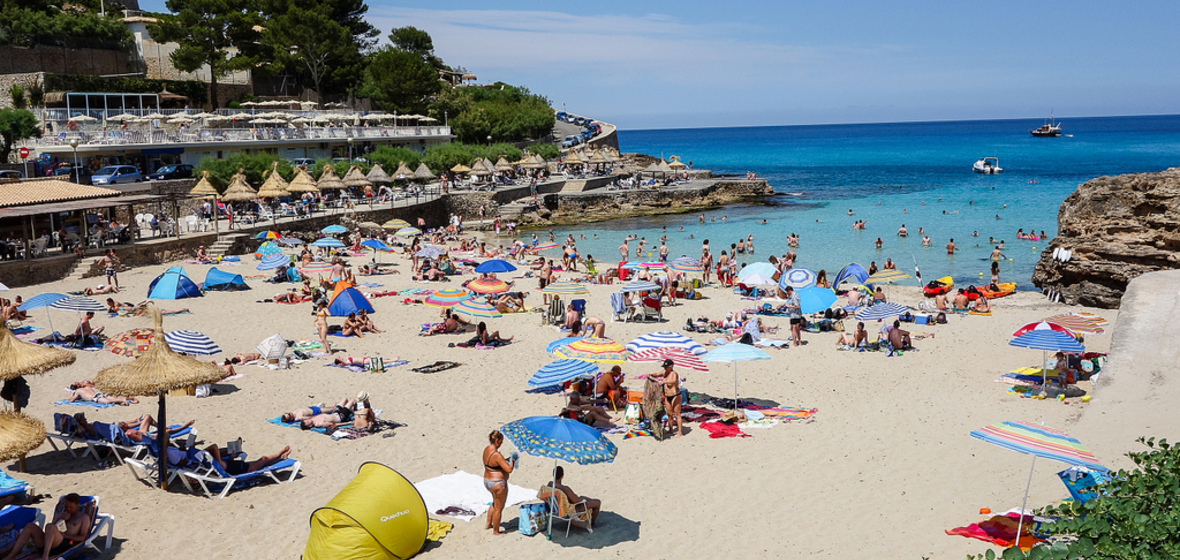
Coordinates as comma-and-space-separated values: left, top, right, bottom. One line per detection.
365, 164, 392, 185
587, 150, 609, 165
189, 170, 219, 198
413, 163, 436, 180
287, 166, 320, 194
450, 164, 472, 174
219, 169, 258, 202
256, 162, 291, 199
393, 162, 414, 180
95, 306, 224, 488
564, 152, 584, 166
343, 165, 371, 189
658, 160, 675, 174
0, 322, 75, 470
317, 166, 346, 190
469, 160, 492, 176
495, 156, 513, 171
0, 411, 46, 463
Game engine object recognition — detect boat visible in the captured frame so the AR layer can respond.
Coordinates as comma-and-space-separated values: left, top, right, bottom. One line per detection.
966, 282, 1017, 300
923, 276, 955, 297
973, 157, 1002, 174
1030, 113, 1062, 137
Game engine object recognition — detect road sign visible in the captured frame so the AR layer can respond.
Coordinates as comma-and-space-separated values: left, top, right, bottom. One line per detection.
18, 147, 29, 159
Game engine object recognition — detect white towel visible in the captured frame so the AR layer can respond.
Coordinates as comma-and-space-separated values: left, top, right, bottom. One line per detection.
416, 470, 534, 521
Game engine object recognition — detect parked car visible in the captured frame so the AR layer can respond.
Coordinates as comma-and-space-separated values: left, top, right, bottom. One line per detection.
91, 165, 143, 185
573, 117, 586, 126
148, 163, 194, 181
290, 158, 316, 168
0, 170, 23, 180
561, 135, 583, 148
52, 166, 92, 184
580, 129, 595, 140
555, 111, 568, 122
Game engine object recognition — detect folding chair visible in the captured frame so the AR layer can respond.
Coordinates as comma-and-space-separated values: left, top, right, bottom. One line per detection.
537, 486, 593, 537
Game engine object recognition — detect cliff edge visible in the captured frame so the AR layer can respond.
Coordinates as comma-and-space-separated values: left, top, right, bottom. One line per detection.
1032, 167, 1180, 308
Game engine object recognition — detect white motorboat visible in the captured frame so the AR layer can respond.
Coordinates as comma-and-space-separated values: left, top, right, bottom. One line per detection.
973, 157, 1002, 174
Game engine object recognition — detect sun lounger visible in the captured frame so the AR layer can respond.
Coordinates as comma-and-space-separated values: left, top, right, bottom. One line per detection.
45, 413, 102, 462
175, 449, 301, 499
536, 486, 592, 537
1, 496, 114, 560
90, 421, 197, 466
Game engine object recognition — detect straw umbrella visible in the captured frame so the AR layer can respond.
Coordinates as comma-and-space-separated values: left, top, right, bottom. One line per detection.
219, 169, 258, 202
317, 166, 346, 191
256, 162, 291, 199
189, 170, 221, 235
450, 163, 472, 175
95, 306, 224, 489
287, 166, 320, 195
413, 163, 436, 181
366, 164, 392, 185
0, 411, 46, 466
343, 165, 371, 189
0, 323, 75, 470
495, 156, 513, 172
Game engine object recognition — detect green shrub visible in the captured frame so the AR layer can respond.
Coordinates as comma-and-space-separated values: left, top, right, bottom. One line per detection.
367, 146, 421, 174
527, 143, 561, 160
8, 84, 25, 109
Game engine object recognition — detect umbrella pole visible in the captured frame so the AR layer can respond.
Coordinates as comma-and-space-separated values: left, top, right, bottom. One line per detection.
1014, 456, 1036, 550
733, 362, 739, 412
15, 399, 25, 472
1042, 350, 1048, 388
157, 391, 168, 489
547, 458, 557, 540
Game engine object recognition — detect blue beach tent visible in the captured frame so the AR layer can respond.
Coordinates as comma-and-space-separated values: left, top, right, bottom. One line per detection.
148, 267, 203, 300
833, 263, 870, 289
203, 268, 249, 291
328, 285, 375, 317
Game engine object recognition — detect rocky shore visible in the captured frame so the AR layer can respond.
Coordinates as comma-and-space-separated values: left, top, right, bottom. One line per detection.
515, 177, 775, 226
1032, 167, 1180, 308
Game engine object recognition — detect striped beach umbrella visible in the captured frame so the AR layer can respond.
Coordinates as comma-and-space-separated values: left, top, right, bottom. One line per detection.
620, 280, 660, 293
299, 262, 333, 276
453, 299, 501, 318
424, 288, 473, 308
17, 293, 68, 311
254, 241, 284, 258
625, 331, 707, 355
311, 238, 346, 248
321, 225, 349, 235
527, 359, 600, 389
49, 297, 107, 313
540, 281, 590, 295
382, 219, 411, 230
1009, 330, 1086, 385
395, 227, 421, 237
546, 337, 584, 354
467, 278, 511, 295
255, 231, 282, 240
669, 257, 703, 273
475, 259, 517, 274
623, 262, 666, 270
780, 268, 817, 289
1012, 321, 1077, 339
855, 302, 911, 321
1040, 314, 1107, 334
164, 330, 222, 355
256, 254, 290, 271
628, 348, 709, 372
554, 337, 630, 363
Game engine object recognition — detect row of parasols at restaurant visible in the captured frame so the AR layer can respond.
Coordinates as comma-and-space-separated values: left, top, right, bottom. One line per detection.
188, 162, 436, 202
66, 111, 439, 126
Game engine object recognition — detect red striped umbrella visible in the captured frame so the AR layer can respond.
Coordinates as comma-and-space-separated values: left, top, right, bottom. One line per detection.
1012, 321, 1077, 338
299, 261, 333, 276
627, 348, 709, 372
467, 278, 511, 295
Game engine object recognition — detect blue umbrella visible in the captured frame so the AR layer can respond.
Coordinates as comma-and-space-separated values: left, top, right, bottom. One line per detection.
256, 254, 290, 271
321, 225, 349, 235
796, 287, 837, 314
855, 302, 911, 321
474, 259, 517, 274
18, 292, 68, 335
546, 337, 585, 353
528, 359, 599, 388
311, 238, 346, 248
780, 268, 817, 289
620, 280, 660, 293
255, 241, 283, 257
625, 331, 706, 355
360, 239, 390, 251
164, 330, 222, 355
1009, 330, 1086, 385
702, 343, 772, 410
279, 237, 304, 246
49, 296, 107, 313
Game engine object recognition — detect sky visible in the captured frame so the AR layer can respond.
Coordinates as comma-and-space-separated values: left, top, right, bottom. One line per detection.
137, 0, 1180, 130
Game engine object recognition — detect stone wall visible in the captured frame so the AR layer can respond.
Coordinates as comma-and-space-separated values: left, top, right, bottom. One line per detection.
0, 73, 45, 111
0, 46, 138, 77
0, 255, 78, 288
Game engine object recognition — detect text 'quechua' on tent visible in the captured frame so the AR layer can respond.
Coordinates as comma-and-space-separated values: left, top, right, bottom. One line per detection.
304, 462, 428, 560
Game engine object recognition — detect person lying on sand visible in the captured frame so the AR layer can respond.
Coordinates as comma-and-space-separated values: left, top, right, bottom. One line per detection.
68, 386, 137, 406
282, 397, 362, 423
228, 352, 262, 364
83, 284, 119, 296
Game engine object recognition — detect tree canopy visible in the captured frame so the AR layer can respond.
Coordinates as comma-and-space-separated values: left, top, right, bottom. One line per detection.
149, 0, 260, 109
0, 1, 132, 48
256, 0, 377, 101
356, 47, 441, 114
0, 108, 41, 164
389, 26, 445, 70
436, 83, 555, 144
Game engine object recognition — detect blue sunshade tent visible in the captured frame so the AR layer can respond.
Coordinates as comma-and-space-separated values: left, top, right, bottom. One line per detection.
474, 259, 517, 274
833, 263, 870, 289
528, 359, 599, 388
328, 287, 375, 316
797, 287, 838, 314
148, 269, 202, 300
203, 268, 249, 291
311, 238, 346, 248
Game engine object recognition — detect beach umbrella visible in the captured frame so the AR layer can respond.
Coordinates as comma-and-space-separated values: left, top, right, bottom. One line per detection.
1038, 314, 1106, 334
164, 330, 222, 355
382, 219, 411, 230
321, 225, 349, 235
256, 163, 291, 199
702, 344, 772, 411
546, 337, 585, 354
95, 307, 224, 488
1012, 321, 1077, 339
0, 411, 46, 465
257, 254, 290, 271
0, 323, 75, 470
737, 262, 779, 286
395, 227, 421, 237
189, 170, 219, 201
971, 420, 1107, 548
219, 169, 258, 202
532, 242, 560, 251
365, 164, 392, 185
625, 331, 707, 355
855, 302, 911, 321
669, 257, 703, 273
50, 296, 107, 313
424, 288, 472, 308
622, 262, 665, 270
104, 328, 156, 357
357, 222, 383, 232
466, 278, 511, 295
286, 167, 320, 194
499, 416, 617, 537
316, 166, 346, 190
528, 360, 599, 389
1009, 330, 1086, 386
299, 262, 333, 276
360, 239, 391, 259
256, 334, 288, 362
254, 241, 284, 258
628, 348, 709, 372
474, 259, 517, 274
342, 165, 371, 189
18, 293, 68, 335
620, 280, 660, 293
256, 231, 283, 240
415, 246, 446, 259
279, 238, 304, 246
780, 268, 817, 289
554, 337, 630, 364
540, 281, 590, 295
412, 163, 436, 181
450, 164, 472, 174
311, 238, 346, 248
453, 299, 501, 319
796, 287, 838, 314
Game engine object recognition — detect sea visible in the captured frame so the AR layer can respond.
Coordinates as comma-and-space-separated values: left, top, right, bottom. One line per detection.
543, 114, 1180, 290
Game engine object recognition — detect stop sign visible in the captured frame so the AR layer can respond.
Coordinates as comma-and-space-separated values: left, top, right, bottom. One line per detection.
18, 147, 29, 159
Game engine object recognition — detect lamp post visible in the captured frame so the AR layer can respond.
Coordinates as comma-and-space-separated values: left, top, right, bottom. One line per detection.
68, 138, 80, 183
347, 137, 354, 161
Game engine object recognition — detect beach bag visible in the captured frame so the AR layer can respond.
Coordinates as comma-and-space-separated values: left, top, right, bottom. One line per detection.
195, 384, 212, 398
833, 320, 845, 332
624, 402, 642, 424
518, 502, 549, 536
935, 312, 948, 324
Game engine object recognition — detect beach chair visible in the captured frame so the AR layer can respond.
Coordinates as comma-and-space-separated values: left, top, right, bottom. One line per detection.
640, 297, 663, 322
2, 496, 113, 560
609, 292, 629, 322
0, 506, 44, 557
45, 414, 102, 462
536, 486, 592, 537
175, 448, 301, 499
570, 299, 587, 315
92, 421, 197, 466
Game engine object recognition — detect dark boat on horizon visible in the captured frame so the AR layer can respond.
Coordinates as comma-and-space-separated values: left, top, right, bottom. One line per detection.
1031, 113, 1063, 137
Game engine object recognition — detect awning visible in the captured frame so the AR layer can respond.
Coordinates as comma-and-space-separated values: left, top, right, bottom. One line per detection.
0, 194, 165, 219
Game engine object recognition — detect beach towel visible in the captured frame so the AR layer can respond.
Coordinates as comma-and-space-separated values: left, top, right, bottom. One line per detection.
946, 512, 1043, 549
356, 283, 384, 288
426, 519, 453, 542
54, 399, 116, 408
7, 326, 40, 335
680, 406, 723, 423
700, 421, 751, 438
753, 407, 819, 422
415, 471, 533, 522
411, 361, 460, 373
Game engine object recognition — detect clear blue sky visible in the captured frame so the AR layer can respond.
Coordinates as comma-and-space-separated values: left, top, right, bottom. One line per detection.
138, 0, 1180, 129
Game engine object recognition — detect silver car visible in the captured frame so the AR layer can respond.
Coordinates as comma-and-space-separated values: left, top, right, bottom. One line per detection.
91, 165, 143, 185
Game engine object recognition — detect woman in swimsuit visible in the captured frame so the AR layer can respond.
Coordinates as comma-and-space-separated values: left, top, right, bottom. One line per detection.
314, 304, 333, 355
652, 359, 684, 437
482, 430, 516, 535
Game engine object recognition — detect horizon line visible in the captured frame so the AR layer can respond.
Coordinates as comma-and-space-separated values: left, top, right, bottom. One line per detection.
618, 111, 1180, 133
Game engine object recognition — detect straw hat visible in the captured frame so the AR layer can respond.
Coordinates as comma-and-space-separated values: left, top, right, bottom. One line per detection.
0, 323, 76, 382
94, 306, 225, 397
0, 411, 46, 462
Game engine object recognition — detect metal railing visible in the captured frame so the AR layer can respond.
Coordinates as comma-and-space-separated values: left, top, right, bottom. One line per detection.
26, 124, 452, 149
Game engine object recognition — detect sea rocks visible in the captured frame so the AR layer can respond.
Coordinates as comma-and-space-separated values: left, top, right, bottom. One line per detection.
1033, 167, 1180, 308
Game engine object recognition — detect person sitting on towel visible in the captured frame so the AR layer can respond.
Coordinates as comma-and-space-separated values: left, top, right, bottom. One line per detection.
887, 320, 912, 350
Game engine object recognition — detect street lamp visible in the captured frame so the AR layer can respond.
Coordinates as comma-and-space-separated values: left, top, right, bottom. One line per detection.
68, 138, 80, 183
487, 135, 492, 147
347, 137, 354, 161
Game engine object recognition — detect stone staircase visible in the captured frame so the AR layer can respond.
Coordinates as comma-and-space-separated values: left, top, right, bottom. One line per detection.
561, 179, 588, 193
207, 234, 246, 259
67, 255, 104, 281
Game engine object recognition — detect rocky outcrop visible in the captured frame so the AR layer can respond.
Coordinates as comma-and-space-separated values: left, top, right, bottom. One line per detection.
1032, 167, 1180, 308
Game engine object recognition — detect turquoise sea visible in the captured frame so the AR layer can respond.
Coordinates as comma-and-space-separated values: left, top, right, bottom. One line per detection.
547, 115, 1180, 289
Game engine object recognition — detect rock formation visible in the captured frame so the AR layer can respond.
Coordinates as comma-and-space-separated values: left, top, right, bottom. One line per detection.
1032, 167, 1180, 308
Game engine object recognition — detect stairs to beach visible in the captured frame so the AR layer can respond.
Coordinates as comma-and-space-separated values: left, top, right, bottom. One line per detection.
207, 234, 246, 259
561, 179, 588, 193
67, 256, 104, 281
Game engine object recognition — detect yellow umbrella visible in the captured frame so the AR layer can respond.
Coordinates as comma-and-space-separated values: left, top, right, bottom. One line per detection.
382, 219, 411, 230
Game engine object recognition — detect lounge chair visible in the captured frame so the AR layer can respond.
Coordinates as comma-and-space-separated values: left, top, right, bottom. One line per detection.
175, 449, 301, 499
536, 486, 593, 537
122, 434, 201, 488
640, 297, 663, 322
609, 292, 629, 323
91, 421, 197, 466
1, 495, 114, 560
0, 505, 43, 557
45, 414, 102, 463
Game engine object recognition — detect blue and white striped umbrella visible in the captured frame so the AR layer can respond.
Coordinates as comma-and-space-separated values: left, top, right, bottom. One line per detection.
625, 331, 707, 355
256, 254, 289, 271
780, 268, 817, 289
855, 302, 911, 321
49, 296, 107, 313
165, 330, 222, 355
527, 359, 599, 389
620, 280, 660, 293
321, 225, 349, 235
416, 246, 446, 258
279, 237, 304, 246
1009, 330, 1086, 353
18, 292, 68, 311
546, 337, 584, 353
311, 238, 346, 248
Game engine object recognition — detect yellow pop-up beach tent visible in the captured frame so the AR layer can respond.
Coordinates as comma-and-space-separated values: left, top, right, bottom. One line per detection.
304, 462, 429, 560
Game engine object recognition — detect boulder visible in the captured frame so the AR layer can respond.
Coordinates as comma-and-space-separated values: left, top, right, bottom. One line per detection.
1033, 167, 1180, 308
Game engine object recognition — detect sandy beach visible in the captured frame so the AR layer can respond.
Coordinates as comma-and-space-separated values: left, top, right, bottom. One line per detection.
3, 242, 1144, 559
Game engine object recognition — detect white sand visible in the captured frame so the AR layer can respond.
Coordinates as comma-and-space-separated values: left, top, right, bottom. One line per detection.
4, 250, 1143, 559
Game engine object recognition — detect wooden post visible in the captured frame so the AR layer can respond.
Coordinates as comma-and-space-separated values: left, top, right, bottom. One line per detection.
14, 397, 26, 472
